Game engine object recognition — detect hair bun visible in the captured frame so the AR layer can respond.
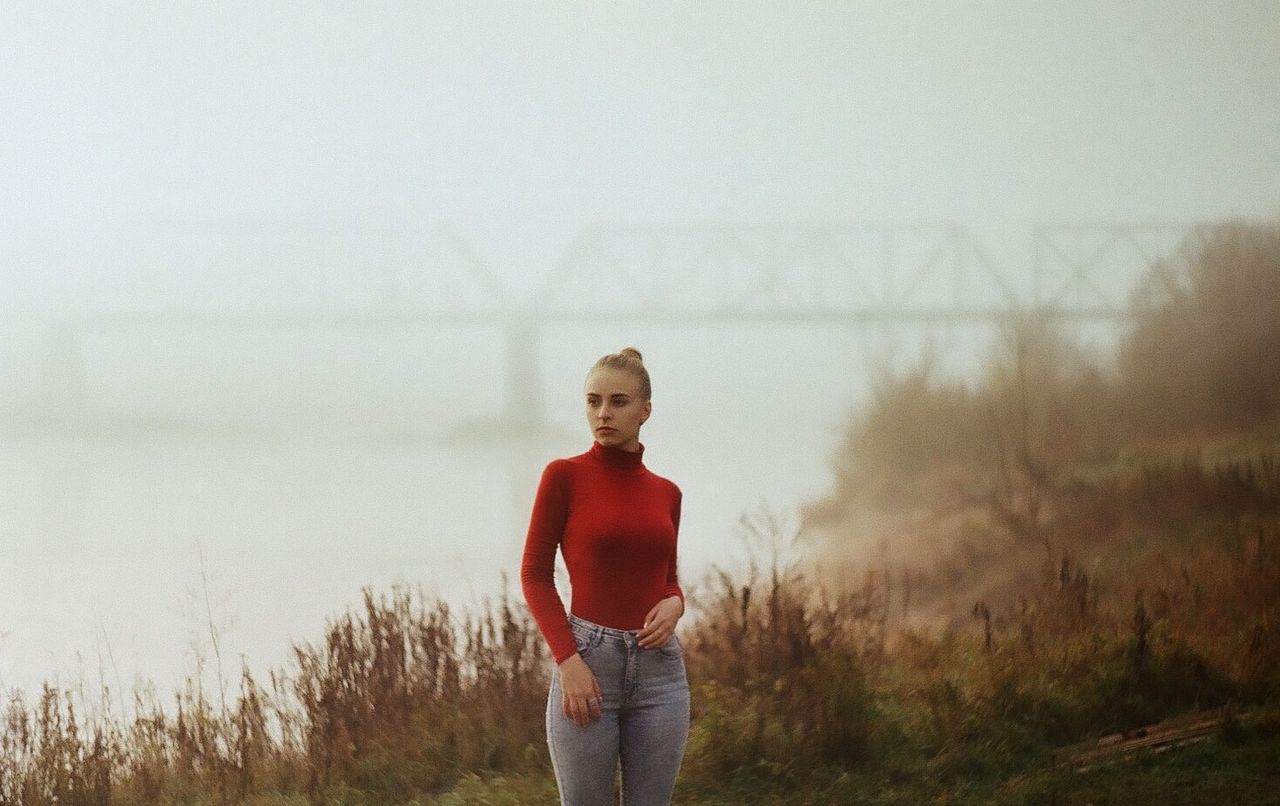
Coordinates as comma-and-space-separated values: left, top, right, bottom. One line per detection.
589, 347, 652, 400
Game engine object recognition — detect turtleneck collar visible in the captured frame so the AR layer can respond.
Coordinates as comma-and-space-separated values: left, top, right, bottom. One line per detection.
589, 439, 646, 471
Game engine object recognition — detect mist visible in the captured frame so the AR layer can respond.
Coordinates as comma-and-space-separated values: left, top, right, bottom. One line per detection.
2, 0, 1278, 713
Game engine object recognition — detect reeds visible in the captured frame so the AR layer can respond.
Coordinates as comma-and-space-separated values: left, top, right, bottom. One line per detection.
1, 480, 1276, 804
0, 573, 555, 804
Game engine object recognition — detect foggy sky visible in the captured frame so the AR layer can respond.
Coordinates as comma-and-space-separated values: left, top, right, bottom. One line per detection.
2, 0, 1279, 704
3, 1, 1279, 304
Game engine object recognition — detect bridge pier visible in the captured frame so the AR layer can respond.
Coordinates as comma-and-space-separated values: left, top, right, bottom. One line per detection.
39, 319, 89, 425
504, 317, 546, 430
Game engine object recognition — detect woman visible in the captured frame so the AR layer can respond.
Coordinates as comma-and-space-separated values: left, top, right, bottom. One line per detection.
520, 347, 690, 806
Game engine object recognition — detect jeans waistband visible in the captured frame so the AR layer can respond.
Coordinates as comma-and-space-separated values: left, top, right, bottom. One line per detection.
568, 612, 643, 638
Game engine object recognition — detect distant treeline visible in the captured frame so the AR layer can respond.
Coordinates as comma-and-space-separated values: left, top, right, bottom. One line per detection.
804, 218, 1280, 517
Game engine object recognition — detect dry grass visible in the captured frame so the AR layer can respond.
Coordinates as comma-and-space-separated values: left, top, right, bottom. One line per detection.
1, 574, 553, 804
2, 467, 1276, 804
3, 218, 1276, 803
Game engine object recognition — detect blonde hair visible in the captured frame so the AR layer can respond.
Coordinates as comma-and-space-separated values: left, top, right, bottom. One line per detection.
588, 346, 652, 401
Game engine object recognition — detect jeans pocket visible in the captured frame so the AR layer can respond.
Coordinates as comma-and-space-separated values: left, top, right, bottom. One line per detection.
572, 627, 598, 659
658, 633, 684, 659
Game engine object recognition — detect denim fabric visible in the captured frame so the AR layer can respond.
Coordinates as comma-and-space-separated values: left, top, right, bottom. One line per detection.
546, 612, 691, 806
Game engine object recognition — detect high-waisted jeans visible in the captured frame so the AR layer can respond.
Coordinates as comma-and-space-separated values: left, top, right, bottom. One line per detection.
546, 612, 691, 806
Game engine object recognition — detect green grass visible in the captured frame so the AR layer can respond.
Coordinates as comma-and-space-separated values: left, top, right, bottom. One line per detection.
987, 732, 1280, 806
424, 729, 1280, 806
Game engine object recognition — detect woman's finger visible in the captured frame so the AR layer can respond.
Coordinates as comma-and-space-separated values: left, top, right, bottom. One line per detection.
639, 624, 660, 647
567, 693, 588, 727
643, 627, 670, 648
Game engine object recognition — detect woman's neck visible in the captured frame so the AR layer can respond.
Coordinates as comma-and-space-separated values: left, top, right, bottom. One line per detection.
589, 439, 646, 469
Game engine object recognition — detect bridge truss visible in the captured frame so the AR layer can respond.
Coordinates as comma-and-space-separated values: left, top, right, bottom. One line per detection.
25, 220, 1203, 435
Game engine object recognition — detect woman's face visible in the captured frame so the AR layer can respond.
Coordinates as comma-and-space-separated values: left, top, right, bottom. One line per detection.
584, 367, 651, 451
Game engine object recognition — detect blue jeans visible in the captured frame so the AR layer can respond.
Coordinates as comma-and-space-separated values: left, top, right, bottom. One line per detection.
546, 612, 691, 806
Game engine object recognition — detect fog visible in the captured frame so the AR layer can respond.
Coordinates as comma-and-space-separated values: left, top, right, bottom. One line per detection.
2, 2, 1278, 706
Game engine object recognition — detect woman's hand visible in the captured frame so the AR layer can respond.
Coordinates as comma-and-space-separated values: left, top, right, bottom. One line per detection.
558, 653, 603, 727
637, 595, 684, 649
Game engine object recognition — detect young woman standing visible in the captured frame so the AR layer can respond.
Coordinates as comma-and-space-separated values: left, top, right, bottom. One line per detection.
520, 347, 690, 806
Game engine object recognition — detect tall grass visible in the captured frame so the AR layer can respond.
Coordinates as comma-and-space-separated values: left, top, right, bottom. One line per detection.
3, 218, 1276, 803
1, 575, 553, 804
3, 458, 1275, 804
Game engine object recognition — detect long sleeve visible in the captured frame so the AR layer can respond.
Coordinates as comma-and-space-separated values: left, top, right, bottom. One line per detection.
663, 487, 685, 606
520, 461, 577, 664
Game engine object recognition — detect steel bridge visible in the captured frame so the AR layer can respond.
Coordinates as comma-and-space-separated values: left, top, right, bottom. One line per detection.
22, 220, 1202, 439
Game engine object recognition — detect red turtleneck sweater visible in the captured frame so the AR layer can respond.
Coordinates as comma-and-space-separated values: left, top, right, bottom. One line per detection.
520, 439, 684, 665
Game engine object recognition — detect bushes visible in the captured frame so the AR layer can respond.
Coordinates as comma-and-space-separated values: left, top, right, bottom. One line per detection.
1, 514, 1275, 803
804, 219, 1280, 553
679, 555, 879, 787
675, 501, 1271, 798
1120, 220, 1280, 437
